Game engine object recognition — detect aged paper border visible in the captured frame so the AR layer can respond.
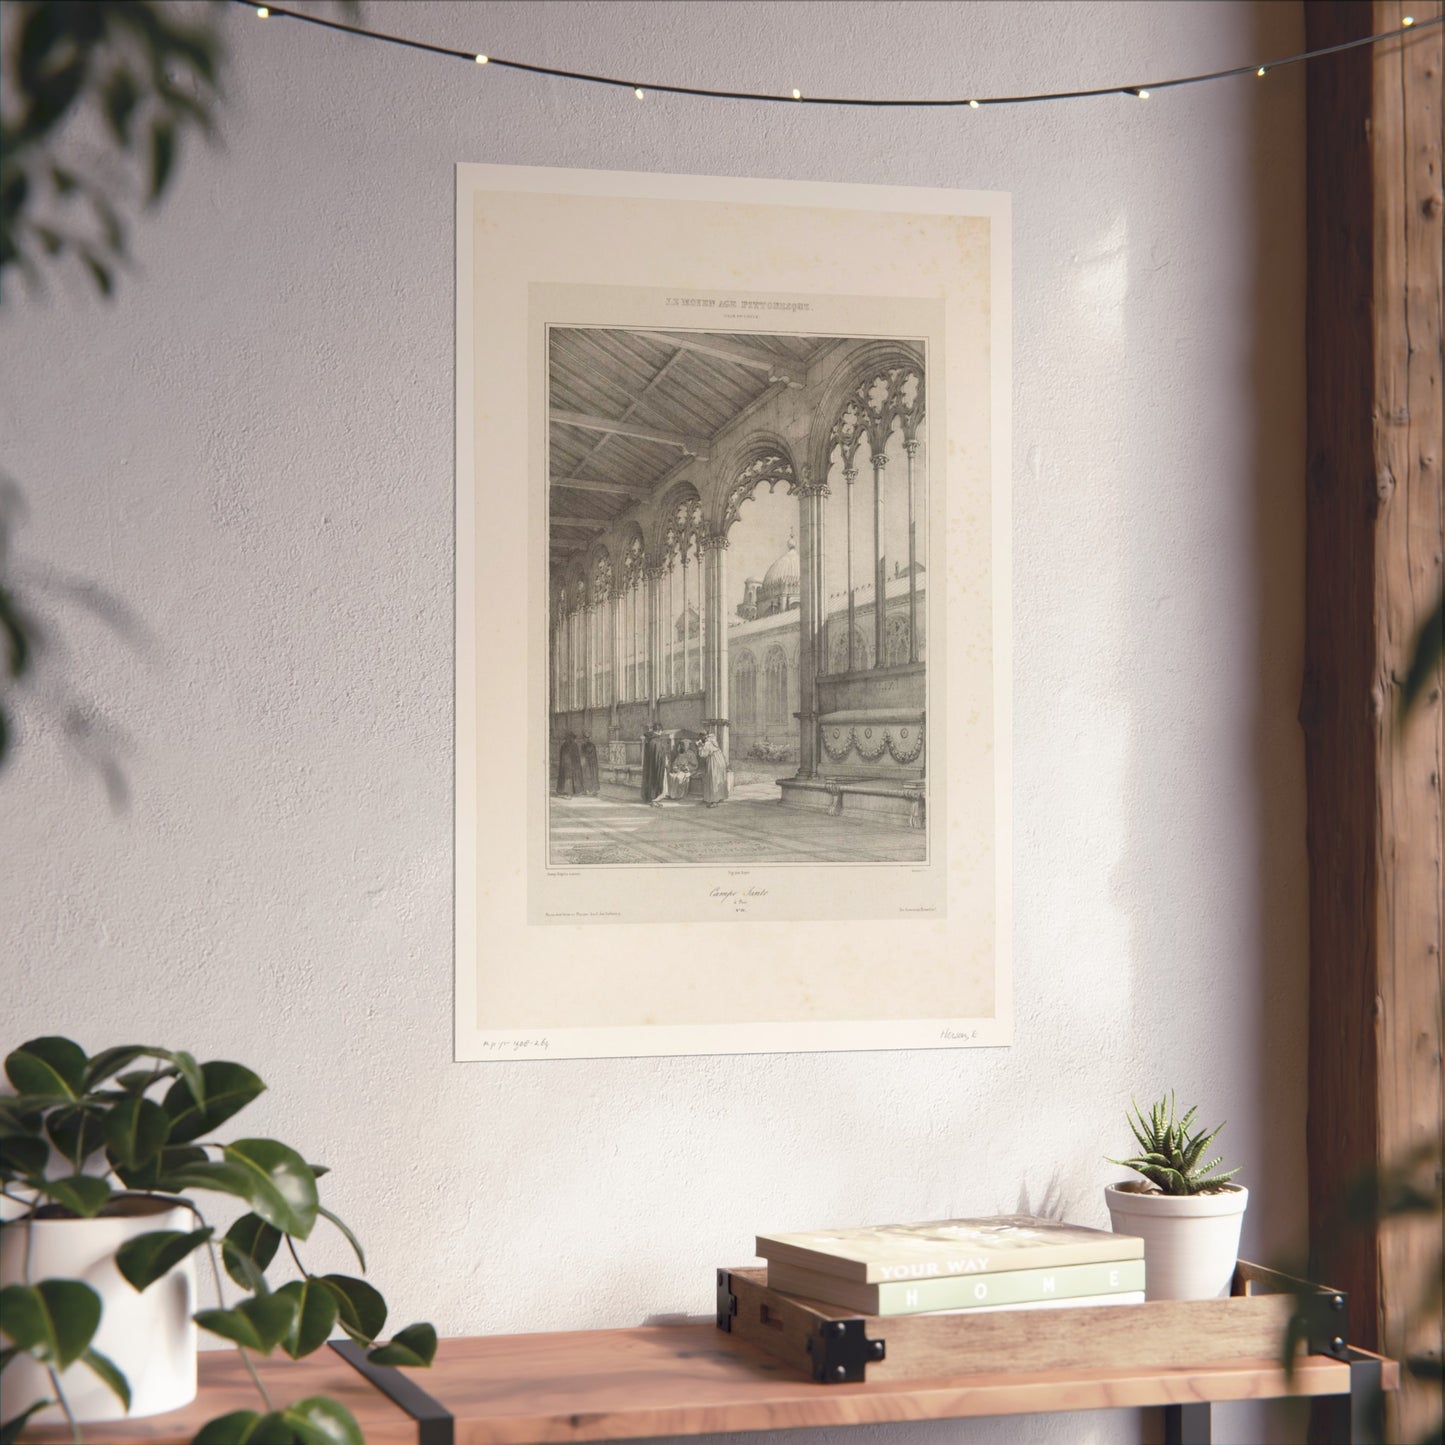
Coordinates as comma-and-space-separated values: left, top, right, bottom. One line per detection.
456, 164, 1012, 1061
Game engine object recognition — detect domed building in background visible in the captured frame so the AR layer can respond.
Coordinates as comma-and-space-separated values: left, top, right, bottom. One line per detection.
728, 537, 925, 765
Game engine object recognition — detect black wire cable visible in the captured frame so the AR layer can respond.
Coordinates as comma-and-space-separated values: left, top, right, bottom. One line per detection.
231, 1, 1440, 109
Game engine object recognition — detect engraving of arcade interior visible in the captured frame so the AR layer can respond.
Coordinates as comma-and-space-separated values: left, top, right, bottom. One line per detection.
548, 324, 928, 863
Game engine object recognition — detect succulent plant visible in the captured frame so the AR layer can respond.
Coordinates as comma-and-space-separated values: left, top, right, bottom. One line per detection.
1109, 1092, 1241, 1196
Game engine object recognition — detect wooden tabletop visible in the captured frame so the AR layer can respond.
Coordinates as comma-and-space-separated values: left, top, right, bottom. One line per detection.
19, 1324, 1399, 1445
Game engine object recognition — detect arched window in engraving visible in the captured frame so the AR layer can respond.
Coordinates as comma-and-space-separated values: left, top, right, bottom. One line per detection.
822, 359, 926, 673
764, 645, 789, 728
886, 614, 910, 668
620, 535, 644, 702
592, 553, 613, 705
732, 650, 757, 729
660, 493, 704, 698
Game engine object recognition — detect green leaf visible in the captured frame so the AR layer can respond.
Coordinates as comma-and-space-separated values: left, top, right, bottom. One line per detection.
276, 1278, 339, 1359
85, 1046, 201, 1108
113, 1142, 207, 1192
81, 1346, 131, 1410
116, 1226, 213, 1291
282, 1397, 364, 1445
192, 1411, 298, 1445
1, 1400, 53, 1444
367, 1322, 437, 1368
1399, 588, 1444, 722
0, 1280, 101, 1368
318, 1275, 385, 1346
6, 1037, 87, 1099
222, 1213, 281, 1289
220, 1139, 318, 1240
318, 1206, 365, 1273
46, 1103, 108, 1167
35, 1173, 112, 1216
162, 1061, 264, 1144
195, 1292, 298, 1355
0, 1134, 48, 1181
103, 1094, 171, 1169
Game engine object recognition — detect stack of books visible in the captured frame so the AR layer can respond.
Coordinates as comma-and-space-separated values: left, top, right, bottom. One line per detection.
756, 1215, 1145, 1316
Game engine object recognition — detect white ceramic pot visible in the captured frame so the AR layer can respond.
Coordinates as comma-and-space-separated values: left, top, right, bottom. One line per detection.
1104, 1181, 1249, 1301
0, 1194, 198, 1422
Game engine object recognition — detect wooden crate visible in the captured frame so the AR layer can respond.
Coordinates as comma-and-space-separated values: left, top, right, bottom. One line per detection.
717, 1261, 1353, 1384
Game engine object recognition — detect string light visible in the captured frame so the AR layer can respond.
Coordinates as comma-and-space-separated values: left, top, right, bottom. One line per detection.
235, 1, 1440, 111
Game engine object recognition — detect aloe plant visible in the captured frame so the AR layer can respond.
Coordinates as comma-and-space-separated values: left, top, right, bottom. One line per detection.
0, 1036, 436, 1444
1108, 1092, 1241, 1196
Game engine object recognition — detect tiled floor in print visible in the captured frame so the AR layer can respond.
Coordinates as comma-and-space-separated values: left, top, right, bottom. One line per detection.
547, 782, 925, 867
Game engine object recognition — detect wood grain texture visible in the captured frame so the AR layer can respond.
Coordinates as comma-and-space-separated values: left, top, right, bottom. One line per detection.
17, 1349, 418, 1445
729, 1266, 1295, 1383
424, 1324, 1393, 1445
1304, 2, 1444, 1438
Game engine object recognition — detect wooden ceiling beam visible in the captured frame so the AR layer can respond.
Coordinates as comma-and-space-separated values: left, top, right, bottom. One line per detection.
632, 329, 786, 375
552, 409, 710, 459
551, 477, 652, 498
550, 517, 609, 531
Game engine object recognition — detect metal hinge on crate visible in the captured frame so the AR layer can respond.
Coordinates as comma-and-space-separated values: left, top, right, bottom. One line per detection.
804, 1317, 886, 1383
1242, 1262, 1351, 1362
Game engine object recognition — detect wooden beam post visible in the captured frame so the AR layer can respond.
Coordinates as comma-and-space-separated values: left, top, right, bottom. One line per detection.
1303, 3, 1443, 1439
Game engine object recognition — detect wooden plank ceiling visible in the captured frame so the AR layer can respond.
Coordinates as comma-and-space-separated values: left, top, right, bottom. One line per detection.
548, 327, 834, 566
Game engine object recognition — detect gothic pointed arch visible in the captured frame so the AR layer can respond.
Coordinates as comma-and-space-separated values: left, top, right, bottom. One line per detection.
710, 432, 799, 539
806, 341, 926, 484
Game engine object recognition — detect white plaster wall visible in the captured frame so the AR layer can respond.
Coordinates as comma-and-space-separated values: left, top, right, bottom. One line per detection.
0, 2, 1307, 1441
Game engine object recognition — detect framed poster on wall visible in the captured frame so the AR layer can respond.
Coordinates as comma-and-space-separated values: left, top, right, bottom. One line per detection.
456, 163, 1011, 1060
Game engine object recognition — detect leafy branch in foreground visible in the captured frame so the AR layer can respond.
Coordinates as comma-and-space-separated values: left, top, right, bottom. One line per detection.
1, 1035, 436, 1444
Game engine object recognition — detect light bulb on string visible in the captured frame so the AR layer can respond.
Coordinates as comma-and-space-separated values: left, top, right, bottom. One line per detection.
255, 4, 268, 14
791, 88, 802, 101
475, 53, 488, 64
1136, 88, 1149, 100
1403, 14, 1415, 24
968, 99, 980, 109
634, 86, 645, 100
1257, 66, 1267, 77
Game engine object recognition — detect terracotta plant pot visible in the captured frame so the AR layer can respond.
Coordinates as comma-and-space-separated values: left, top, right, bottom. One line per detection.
0, 1194, 198, 1422
1104, 1180, 1249, 1301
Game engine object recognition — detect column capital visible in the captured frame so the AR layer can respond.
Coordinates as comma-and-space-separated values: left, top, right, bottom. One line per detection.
644, 565, 668, 583
797, 481, 831, 498
700, 532, 730, 552
871, 450, 889, 472
904, 437, 921, 458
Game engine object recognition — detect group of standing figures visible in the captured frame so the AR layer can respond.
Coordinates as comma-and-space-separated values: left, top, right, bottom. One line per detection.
642, 725, 729, 809
555, 733, 599, 796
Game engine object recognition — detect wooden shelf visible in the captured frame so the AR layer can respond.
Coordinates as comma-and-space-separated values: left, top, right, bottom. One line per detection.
19, 1321, 1398, 1445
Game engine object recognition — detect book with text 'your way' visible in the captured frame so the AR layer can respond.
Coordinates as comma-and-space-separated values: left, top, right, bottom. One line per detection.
756, 1215, 1144, 1284
765, 1256, 1147, 1316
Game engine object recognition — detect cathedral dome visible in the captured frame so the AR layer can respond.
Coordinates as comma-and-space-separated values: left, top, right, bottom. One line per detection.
760, 538, 799, 608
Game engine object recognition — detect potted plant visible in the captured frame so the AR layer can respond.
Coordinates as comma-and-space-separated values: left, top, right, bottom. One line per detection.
0, 1036, 436, 1443
1104, 1092, 1248, 1301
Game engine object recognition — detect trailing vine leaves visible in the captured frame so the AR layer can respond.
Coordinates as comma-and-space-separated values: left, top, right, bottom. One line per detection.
0, 1036, 436, 1444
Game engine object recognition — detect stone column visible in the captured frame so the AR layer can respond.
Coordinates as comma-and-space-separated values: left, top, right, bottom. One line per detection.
905, 438, 919, 663
645, 565, 663, 718
872, 450, 888, 667
681, 550, 691, 696
845, 466, 857, 672
702, 532, 730, 759
794, 475, 830, 778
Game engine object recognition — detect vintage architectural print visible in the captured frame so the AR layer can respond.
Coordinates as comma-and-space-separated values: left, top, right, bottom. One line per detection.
546, 320, 930, 871
457, 165, 1011, 1060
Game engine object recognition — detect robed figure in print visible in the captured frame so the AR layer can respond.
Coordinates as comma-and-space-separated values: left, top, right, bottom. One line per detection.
642, 725, 669, 806
700, 729, 728, 807
579, 735, 599, 795
557, 733, 582, 796
666, 739, 698, 800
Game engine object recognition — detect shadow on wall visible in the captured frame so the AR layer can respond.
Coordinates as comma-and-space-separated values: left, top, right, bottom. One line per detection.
1114, 3, 1308, 1443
